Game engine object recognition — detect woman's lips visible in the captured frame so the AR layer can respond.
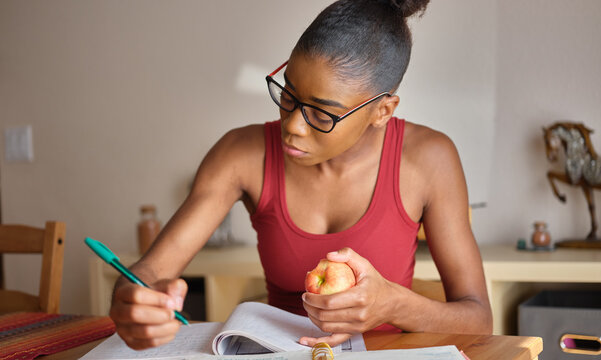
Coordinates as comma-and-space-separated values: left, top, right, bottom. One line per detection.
282, 142, 308, 157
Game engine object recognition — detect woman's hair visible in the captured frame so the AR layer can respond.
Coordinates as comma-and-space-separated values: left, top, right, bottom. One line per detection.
292, 0, 429, 94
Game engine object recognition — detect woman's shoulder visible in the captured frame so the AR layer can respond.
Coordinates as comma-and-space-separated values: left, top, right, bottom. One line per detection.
401, 121, 463, 177
195, 123, 267, 201
217, 123, 266, 157
204, 123, 266, 178
404, 121, 457, 155
222, 123, 265, 143
398, 121, 466, 217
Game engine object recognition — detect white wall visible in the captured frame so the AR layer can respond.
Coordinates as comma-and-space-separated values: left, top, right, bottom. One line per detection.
0, 0, 329, 315
0, 0, 599, 315
403, 1, 496, 205
474, 0, 601, 243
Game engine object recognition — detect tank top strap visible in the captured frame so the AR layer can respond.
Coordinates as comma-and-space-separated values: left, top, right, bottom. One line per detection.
255, 121, 282, 214
390, 118, 416, 227
392, 117, 406, 191
371, 118, 414, 226
369, 118, 402, 208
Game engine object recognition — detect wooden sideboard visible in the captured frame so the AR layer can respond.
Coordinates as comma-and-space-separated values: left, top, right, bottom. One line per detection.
89, 243, 601, 335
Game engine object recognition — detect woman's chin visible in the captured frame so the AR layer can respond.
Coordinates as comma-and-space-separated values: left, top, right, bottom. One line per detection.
284, 152, 315, 166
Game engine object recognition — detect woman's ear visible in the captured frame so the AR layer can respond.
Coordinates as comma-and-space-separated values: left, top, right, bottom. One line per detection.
373, 95, 400, 128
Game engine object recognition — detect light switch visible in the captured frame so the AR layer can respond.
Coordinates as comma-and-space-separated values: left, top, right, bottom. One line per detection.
4, 125, 34, 163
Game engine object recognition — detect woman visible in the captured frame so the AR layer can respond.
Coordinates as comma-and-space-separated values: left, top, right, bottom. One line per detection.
110, 0, 492, 350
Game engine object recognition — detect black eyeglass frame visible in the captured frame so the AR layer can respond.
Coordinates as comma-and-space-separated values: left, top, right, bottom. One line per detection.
265, 61, 391, 133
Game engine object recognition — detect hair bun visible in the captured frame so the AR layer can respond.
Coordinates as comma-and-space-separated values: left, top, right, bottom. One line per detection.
389, 0, 429, 17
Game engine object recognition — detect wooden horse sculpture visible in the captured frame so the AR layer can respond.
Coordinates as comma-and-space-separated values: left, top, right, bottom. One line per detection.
543, 122, 601, 243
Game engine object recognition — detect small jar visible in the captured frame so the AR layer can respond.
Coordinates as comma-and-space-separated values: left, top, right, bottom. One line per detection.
137, 205, 161, 254
531, 221, 551, 248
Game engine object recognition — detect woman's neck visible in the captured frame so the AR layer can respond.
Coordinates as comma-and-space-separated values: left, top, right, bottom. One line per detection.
315, 123, 387, 176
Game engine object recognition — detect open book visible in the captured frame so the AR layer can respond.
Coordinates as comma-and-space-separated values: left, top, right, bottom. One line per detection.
82, 302, 466, 360
82, 302, 363, 359
211, 302, 361, 355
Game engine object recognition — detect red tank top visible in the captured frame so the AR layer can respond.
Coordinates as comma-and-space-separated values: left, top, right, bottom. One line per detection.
250, 118, 419, 329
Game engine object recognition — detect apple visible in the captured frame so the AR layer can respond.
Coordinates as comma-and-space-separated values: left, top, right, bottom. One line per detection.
305, 259, 356, 295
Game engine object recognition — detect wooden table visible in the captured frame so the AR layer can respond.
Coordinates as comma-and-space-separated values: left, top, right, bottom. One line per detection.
43, 331, 542, 359
363, 332, 542, 360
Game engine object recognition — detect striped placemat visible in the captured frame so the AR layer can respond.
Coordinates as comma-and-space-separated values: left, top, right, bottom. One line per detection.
0, 312, 115, 360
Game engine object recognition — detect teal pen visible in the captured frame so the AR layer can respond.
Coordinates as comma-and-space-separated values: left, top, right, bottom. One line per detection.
84, 237, 189, 325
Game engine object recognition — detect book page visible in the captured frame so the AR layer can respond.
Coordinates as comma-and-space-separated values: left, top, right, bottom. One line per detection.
212, 302, 329, 354
81, 322, 223, 359
336, 346, 466, 360
342, 334, 367, 352
219, 330, 365, 356
200, 352, 310, 360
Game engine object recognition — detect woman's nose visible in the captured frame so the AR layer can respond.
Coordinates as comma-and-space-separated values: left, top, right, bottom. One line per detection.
282, 107, 310, 137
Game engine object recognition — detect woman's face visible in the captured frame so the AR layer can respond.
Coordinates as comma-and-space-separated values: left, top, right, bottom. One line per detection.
279, 54, 385, 166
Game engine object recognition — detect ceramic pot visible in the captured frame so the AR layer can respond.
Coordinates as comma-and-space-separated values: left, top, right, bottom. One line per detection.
531, 222, 551, 247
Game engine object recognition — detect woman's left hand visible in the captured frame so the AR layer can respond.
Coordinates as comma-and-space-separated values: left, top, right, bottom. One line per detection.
299, 247, 402, 347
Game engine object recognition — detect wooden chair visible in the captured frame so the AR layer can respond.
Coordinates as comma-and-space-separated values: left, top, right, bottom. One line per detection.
412, 278, 446, 302
0, 221, 66, 314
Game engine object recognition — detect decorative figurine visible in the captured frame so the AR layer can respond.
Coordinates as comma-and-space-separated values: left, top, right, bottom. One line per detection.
543, 122, 601, 247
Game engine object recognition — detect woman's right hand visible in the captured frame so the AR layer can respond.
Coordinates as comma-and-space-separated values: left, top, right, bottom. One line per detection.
110, 278, 188, 350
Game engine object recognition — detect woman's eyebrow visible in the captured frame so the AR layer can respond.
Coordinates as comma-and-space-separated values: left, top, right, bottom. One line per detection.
309, 96, 346, 109
283, 72, 347, 110
283, 72, 296, 91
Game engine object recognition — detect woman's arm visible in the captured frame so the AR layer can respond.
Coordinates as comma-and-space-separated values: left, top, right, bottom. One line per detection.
110, 125, 265, 349
385, 129, 492, 334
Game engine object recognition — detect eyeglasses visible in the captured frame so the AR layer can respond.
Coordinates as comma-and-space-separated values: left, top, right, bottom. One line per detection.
265, 61, 390, 133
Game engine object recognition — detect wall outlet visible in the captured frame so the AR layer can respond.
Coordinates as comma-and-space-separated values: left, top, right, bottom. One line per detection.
4, 125, 34, 163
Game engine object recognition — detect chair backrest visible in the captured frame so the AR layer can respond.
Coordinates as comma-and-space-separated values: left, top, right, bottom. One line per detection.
0, 221, 66, 313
